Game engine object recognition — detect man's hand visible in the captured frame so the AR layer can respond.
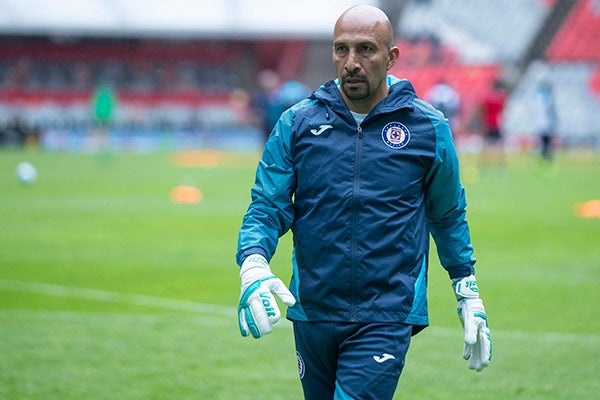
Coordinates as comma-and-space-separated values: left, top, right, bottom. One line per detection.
238, 254, 296, 339
453, 275, 492, 372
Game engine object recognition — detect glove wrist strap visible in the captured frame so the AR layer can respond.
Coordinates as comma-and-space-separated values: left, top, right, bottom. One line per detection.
240, 254, 271, 276
453, 274, 480, 300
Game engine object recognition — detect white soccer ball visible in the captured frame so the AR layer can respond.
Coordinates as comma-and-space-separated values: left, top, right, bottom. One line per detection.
16, 161, 38, 184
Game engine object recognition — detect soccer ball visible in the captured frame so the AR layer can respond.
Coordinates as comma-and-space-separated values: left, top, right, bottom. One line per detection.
16, 161, 38, 184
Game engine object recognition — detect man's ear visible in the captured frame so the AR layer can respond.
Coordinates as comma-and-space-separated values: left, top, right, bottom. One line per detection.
386, 46, 400, 71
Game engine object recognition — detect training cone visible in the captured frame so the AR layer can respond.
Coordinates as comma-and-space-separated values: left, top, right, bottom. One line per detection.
170, 185, 203, 204
575, 200, 600, 218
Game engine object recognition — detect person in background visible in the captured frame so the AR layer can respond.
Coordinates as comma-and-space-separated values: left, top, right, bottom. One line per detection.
253, 69, 281, 144
235, 5, 492, 399
425, 79, 461, 134
534, 80, 558, 163
479, 78, 507, 170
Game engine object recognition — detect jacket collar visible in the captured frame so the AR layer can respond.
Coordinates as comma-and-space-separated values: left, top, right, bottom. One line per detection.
311, 75, 417, 117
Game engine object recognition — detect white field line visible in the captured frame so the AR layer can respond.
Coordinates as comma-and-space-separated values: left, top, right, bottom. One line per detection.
421, 325, 599, 344
0, 279, 597, 342
0, 278, 235, 316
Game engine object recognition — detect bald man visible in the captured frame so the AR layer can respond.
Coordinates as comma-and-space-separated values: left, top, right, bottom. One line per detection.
236, 5, 492, 399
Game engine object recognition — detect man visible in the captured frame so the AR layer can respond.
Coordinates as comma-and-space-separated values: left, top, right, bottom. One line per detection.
236, 5, 492, 399
425, 79, 461, 134
534, 80, 557, 162
479, 78, 507, 169
252, 69, 280, 144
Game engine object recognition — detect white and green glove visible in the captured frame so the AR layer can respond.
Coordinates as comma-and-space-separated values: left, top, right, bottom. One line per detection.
453, 275, 492, 372
238, 254, 296, 339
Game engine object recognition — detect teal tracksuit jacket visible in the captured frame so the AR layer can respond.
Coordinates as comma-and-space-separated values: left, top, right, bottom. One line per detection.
237, 75, 475, 334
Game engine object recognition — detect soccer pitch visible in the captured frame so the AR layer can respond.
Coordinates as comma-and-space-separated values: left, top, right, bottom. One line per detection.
0, 148, 598, 399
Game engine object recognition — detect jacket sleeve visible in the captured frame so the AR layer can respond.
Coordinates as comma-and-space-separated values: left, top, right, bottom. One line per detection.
236, 108, 296, 266
420, 100, 476, 279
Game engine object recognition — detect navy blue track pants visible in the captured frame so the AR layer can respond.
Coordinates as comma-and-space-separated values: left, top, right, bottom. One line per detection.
293, 321, 412, 400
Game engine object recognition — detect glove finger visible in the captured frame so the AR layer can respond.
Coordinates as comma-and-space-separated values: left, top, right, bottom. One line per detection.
267, 278, 297, 307
246, 305, 265, 338
463, 342, 472, 361
468, 354, 480, 371
468, 336, 482, 370
478, 328, 492, 371
238, 307, 250, 337
469, 328, 492, 371
249, 295, 274, 337
464, 318, 478, 345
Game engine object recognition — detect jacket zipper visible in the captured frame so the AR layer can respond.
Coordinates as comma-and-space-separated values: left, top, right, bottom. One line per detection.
350, 125, 363, 321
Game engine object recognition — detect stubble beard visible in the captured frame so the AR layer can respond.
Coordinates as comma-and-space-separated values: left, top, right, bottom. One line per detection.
342, 82, 371, 101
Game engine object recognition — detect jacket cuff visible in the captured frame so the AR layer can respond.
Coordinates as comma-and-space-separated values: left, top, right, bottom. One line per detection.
446, 264, 475, 280
238, 246, 269, 266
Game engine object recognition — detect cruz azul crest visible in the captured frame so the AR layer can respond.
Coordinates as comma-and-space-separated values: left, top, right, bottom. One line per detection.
381, 122, 410, 149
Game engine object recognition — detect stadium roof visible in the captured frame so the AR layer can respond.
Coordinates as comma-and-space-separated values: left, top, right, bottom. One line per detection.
0, 0, 379, 39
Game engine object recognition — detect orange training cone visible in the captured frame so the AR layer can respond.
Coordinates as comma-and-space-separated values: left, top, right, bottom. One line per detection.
170, 185, 203, 204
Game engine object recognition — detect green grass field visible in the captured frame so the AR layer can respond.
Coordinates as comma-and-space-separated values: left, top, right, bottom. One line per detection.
1, 147, 598, 399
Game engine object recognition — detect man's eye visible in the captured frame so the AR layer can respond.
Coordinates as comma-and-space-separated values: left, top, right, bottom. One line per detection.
360, 45, 374, 54
334, 46, 347, 54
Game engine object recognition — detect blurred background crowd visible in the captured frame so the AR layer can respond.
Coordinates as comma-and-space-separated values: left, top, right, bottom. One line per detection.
0, 0, 598, 154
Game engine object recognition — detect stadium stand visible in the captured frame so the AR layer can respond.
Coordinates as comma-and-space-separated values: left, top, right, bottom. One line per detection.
394, 0, 600, 148
507, 0, 600, 144
399, 0, 550, 63
0, 37, 257, 150
0, 0, 598, 151
0, 35, 318, 151
547, 0, 600, 63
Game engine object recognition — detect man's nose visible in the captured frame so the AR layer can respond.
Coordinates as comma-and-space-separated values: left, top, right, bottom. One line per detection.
345, 49, 360, 73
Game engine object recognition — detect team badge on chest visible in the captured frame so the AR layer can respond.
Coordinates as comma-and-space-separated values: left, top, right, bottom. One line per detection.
381, 122, 410, 149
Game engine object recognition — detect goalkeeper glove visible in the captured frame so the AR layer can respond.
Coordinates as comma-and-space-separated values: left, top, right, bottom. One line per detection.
238, 254, 296, 339
453, 275, 492, 372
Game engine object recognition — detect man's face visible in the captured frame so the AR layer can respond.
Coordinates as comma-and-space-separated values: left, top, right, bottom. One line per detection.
333, 19, 397, 111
